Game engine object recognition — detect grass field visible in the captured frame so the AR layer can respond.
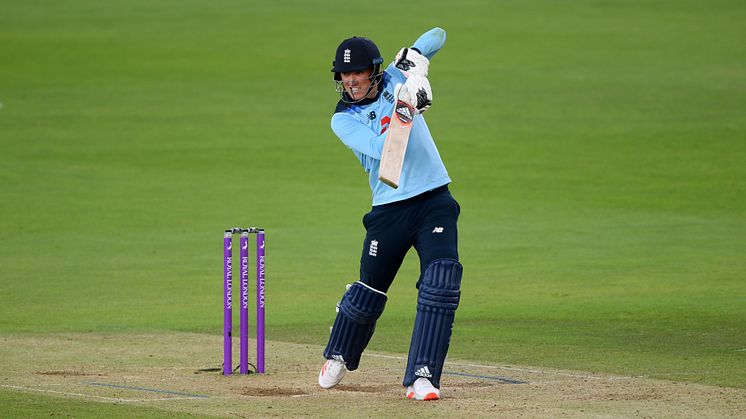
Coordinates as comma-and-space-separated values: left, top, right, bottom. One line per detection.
1, 0, 745, 416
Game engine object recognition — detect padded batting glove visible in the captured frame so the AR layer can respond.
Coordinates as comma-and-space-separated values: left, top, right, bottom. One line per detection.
394, 47, 429, 78
396, 75, 432, 114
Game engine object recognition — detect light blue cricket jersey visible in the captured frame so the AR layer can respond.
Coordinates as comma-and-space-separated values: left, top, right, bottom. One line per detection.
331, 28, 451, 206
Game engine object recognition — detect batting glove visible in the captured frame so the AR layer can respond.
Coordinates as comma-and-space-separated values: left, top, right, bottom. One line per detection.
394, 47, 429, 78
396, 75, 432, 114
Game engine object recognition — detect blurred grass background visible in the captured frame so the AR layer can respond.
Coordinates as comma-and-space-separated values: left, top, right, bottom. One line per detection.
1, 0, 744, 389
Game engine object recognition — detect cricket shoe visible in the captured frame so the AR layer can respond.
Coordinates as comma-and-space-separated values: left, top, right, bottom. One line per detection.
318, 358, 346, 389
405, 377, 440, 401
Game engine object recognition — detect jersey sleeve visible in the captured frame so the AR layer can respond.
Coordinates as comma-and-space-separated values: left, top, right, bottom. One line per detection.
412, 27, 446, 60
331, 112, 385, 159
385, 27, 447, 81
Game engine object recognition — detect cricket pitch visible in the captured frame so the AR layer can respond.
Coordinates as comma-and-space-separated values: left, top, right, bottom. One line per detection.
1, 333, 744, 417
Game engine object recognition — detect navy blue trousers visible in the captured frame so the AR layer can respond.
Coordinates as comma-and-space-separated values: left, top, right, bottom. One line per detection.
359, 185, 460, 292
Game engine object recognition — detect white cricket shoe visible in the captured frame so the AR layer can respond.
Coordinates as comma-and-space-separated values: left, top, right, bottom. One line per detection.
405, 377, 440, 401
318, 359, 346, 389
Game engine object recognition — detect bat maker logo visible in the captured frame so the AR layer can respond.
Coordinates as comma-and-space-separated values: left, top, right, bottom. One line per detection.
395, 103, 414, 124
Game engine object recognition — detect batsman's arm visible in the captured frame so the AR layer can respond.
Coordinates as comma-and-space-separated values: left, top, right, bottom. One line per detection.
391, 28, 446, 80
331, 113, 385, 159
411, 27, 446, 60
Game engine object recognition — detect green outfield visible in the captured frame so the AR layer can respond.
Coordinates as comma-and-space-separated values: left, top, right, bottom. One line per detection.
1, 0, 744, 415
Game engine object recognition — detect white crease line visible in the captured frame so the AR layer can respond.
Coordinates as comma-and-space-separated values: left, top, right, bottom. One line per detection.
364, 353, 632, 381
0, 384, 205, 402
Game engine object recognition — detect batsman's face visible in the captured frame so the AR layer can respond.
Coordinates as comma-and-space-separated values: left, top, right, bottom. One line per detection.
340, 69, 376, 101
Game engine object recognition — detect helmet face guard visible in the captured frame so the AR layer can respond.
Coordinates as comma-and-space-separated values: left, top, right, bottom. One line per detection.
334, 70, 384, 104
332, 37, 384, 104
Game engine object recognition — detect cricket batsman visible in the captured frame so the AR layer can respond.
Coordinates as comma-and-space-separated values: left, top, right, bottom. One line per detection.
318, 27, 462, 401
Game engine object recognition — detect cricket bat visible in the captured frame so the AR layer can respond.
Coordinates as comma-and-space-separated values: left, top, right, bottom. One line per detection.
378, 96, 415, 188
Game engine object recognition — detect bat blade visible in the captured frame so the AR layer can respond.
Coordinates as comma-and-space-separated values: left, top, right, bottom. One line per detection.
378, 100, 415, 188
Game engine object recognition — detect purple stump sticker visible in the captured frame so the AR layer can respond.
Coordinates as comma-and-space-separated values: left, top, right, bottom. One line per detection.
223, 231, 233, 375
256, 229, 266, 373
239, 231, 250, 374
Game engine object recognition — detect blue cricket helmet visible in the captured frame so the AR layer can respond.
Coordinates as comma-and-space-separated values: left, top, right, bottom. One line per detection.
332, 36, 384, 81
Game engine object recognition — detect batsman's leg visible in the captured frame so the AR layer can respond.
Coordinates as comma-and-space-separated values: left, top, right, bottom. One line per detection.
323, 282, 388, 371
319, 204, 412, 388
403, 258, 463, 389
